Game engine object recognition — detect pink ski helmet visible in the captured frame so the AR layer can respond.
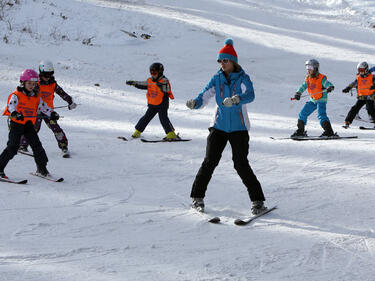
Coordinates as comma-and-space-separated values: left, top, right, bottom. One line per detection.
20, 69, 39, 83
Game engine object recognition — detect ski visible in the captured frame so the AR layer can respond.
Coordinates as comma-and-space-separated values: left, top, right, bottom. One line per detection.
62, 151, 70, 158
0, 177, 28, 184
30, 172, 64, 182
191, 207, 221, 224
359, 126, 375, 130
234, 206, 277, 226
291, 135, 357, 141
270, 136, 357, 141
18, 149, 34, 157
117, 136, 128, 141
141, 138, 191, 143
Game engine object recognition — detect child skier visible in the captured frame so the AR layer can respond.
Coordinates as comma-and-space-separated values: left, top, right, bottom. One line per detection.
0, 69, 59, 179
342, 61, 375, 128
186, 38, 267, 215
291, 59, 335, 137
19, 60, 77, 157
125, 62, 178, 140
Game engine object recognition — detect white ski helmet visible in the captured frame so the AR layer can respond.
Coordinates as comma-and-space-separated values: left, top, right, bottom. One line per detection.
357, 61, 369, 73
39, 60, 54, 74
305, 59, 319, 73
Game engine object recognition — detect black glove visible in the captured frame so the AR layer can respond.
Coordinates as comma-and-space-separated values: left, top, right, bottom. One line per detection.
50, 111, 59, 121
326, 86, 334, 93
126, 80, 136, 86
11, 111, 24, 121
294, 92, 301, 100
370, 85, 375, 90
342, 87, 351, 93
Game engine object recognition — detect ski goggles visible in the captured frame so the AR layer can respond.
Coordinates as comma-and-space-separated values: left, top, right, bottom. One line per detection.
306, 65, 314, 70
358, 68, 366, 73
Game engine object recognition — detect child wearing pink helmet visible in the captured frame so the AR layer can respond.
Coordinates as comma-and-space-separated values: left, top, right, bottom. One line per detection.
0, 69, 59, 179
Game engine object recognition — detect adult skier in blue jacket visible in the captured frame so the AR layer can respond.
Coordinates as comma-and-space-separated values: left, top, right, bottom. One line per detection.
186, 39, 266, 215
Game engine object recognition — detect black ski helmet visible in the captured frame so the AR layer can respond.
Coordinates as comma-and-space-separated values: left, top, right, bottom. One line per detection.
149, 62, 164, 75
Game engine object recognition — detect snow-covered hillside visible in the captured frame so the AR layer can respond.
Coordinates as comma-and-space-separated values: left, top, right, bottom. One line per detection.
0, 0, 375, 280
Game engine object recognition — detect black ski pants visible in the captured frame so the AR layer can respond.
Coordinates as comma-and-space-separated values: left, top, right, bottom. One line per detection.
345, 99, 375, 123
190, 128, 265, 202
135, 98, 174, 134
0, 120, 48, 171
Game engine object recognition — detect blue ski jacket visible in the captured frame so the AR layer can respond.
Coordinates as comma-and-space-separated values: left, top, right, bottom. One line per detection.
192, 68, 254, 133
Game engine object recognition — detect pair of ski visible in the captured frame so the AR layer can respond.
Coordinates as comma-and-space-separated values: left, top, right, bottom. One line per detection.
195, 206, 277, 226
117, 136, 191, 143
270, 135, 357, 141
0, 173, 64, 184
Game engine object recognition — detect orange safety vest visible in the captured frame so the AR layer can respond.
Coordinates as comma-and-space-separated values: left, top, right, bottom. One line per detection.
146, 78, 174, 105
356, 74, 375, 97
306, 73, 326, 100
2, 90, 41, 125
38, 82, 56, 108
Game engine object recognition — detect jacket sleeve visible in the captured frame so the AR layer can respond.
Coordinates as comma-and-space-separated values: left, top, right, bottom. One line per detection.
346, 79, 357, 89
37, 99, 53, 116
133, 81, 148, 90
369, 67, 375, 73
322, 77, 334, 90
296, 80, 308, 93
194, 76, 216, 109
7, 94, 18, 114
55, 84, 73, 105
237, 74, 255, 105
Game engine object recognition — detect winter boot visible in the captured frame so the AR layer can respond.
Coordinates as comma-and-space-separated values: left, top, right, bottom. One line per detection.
291, 119, 307, 137
61, 148, 70, 158
251, 201, 267, 215
163, 131, 178, 141
131, 129, 141, 139
191, 197, 205, 212
320, 121, 336, 137
36, 165, 50, 177
343, 121, 350, 129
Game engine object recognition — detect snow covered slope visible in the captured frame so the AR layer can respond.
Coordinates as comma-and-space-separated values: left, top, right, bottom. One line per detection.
0, 0, 375, 280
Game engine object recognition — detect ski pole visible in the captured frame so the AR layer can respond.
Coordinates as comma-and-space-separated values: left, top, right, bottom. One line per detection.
290, 90, 327, 101
53, 103, 81, 109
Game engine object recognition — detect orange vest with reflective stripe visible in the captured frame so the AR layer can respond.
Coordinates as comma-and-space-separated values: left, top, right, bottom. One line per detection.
38, 82, 56, 108
146, 78, 174, 105
356, 74, 375, 97
306, 73, 326, 100
2, 90, 41, 125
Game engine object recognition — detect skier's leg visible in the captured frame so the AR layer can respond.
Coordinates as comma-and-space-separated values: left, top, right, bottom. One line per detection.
298, 101, 317, 125
0, 121, 24, 171
44, 118, 68, 150
345, 99, 366, 124
158, 103, 174, 134
229, 131, 265, 202
24, 121, 48, 169
365, 100, 375, 123
135, 106, 158, 132
190, 128, 228, 199
19, 117, 42, 149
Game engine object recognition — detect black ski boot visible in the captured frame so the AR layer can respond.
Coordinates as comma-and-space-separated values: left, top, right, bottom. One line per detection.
191, 198, 205, 212
291, 119, 307, 137
320, 121, 337, 137
251, 201, 267, 215
37, 165, 50, 177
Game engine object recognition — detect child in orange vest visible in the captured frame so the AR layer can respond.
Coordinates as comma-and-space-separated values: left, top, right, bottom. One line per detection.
19, 60, 77, 157
342, 61, 375, 128
292, 59, 335, 137
126, 62, 178, 140
0, 69, 59, 178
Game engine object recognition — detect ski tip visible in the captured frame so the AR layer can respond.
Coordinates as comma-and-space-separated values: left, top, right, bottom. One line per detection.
234, 219, 246, 226
18, 179, 28, 184
56, 178, 64, 182
208, 217, 221, 224
117, 136, 128, 141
